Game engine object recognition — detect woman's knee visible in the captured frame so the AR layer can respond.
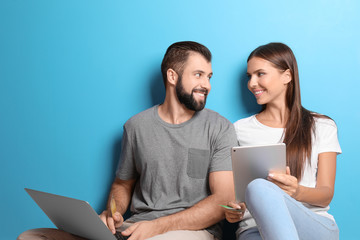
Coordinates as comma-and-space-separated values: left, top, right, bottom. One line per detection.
245, 178, 282, 204
246, 179, 268, 196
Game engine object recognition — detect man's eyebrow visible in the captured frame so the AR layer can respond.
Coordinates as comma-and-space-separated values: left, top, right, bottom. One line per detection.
193, 70, 213, 75
193, 70, 206, 73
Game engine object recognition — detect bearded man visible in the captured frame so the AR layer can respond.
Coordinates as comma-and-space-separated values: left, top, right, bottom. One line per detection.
18, 41, 237, 240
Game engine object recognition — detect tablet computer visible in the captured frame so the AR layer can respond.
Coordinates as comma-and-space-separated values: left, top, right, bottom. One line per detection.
231, 143, 286, 202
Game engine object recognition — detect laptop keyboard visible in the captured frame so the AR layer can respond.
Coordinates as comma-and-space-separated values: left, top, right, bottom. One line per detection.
114, 232, 129, 240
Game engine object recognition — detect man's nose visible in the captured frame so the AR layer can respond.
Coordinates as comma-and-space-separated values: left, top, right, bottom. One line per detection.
200, 77, 211, 91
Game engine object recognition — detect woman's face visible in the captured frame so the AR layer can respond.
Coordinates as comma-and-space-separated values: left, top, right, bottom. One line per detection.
247, 57, 291, 106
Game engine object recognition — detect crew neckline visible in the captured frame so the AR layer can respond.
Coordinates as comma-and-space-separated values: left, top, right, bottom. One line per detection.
252, 114, 284, 130
153, 105, 200, 128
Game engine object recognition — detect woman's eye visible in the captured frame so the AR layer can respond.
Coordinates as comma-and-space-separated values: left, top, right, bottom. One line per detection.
257, 72, 265, 77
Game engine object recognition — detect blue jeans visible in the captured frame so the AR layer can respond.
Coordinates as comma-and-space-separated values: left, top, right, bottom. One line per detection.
239, 179, 339, 240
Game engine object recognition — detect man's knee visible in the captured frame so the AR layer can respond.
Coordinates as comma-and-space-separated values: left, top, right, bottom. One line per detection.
17, 228, 81, 240
17, 228, 49, 240
146, 230, 215, 240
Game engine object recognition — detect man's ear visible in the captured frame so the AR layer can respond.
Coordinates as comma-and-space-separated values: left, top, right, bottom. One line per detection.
167, 68, 178, 86
283, 69, 292, 84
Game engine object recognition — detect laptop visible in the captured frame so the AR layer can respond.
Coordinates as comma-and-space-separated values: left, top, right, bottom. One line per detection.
231, 143, 286, 202
25, 188, 127, 240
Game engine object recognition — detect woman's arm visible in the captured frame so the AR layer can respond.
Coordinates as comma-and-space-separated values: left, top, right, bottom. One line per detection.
296, 152, 337, 207
268, 152, 337, 207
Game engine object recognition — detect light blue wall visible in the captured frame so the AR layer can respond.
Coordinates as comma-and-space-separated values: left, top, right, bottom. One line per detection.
1, 0, 359, 239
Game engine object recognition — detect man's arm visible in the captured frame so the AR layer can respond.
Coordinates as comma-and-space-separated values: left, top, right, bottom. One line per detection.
122, 170, 234, 240
100, 178, 136, 234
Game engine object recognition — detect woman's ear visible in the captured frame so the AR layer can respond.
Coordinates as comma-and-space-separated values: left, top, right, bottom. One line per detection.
283, 69, 292, 84
166, 68, 178, 86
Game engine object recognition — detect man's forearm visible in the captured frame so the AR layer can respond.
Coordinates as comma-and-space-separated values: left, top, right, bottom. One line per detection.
153, 171, 235, 232
107, 178, 136, 215
154, 193, 228, 232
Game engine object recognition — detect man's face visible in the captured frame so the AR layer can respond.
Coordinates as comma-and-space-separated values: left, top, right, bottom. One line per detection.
175, 52, 212, 111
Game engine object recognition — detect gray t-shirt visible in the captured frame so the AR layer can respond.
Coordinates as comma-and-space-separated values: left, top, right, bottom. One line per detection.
116, 105, 237, 239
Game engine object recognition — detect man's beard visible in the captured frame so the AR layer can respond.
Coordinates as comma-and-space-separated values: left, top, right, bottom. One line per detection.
175, 76, 207, 111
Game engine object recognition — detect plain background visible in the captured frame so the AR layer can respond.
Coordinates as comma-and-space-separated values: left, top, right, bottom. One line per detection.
1, 0, 359, 239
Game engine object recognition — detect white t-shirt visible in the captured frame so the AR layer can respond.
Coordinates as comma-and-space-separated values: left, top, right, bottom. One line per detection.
233, 114, 342, 232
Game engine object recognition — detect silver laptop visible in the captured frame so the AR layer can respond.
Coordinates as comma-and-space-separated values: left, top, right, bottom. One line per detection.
25, 188, 119, 240
231, 143, 286, 202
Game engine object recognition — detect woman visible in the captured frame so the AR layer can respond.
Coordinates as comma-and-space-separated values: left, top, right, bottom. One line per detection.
225, 43, 341, 240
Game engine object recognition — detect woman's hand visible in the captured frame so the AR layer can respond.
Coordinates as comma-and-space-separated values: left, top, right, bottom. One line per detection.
224, 201, 246, 223
267, 166, 299, 198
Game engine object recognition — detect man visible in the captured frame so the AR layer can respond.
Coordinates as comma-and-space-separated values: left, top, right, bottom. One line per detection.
101, 41, 237, 240
18, 41, 237, 240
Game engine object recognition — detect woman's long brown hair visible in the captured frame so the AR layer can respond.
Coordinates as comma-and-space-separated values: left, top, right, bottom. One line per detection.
248, 43, 322, 180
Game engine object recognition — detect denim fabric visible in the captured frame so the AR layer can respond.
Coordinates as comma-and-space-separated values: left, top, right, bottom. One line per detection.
239, 179, 339, 240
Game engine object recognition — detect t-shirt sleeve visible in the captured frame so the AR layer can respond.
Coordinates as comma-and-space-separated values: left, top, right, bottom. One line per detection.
208, 120, 238, 172
317, 119, 342, 155
116, 126, 139, 180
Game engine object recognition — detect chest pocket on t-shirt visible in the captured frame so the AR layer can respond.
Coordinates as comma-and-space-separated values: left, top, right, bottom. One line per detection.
187, 148, 210, 179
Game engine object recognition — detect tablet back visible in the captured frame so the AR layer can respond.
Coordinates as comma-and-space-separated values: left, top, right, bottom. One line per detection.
231, 143, 286, 202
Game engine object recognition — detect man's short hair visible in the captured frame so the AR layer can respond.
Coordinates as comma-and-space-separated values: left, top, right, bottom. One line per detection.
161, 41, 212, 87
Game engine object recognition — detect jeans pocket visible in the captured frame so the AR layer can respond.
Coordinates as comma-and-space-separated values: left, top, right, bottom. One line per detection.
187, 148, 210, 179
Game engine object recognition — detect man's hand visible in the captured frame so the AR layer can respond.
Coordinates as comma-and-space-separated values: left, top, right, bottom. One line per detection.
121, 220, 166, 240
99, 209, 124, 234
224, 201, 246, 223
100, 178, 136, 234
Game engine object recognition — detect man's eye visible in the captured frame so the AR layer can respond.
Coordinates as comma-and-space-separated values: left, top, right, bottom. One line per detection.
195, 73, 201, 78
